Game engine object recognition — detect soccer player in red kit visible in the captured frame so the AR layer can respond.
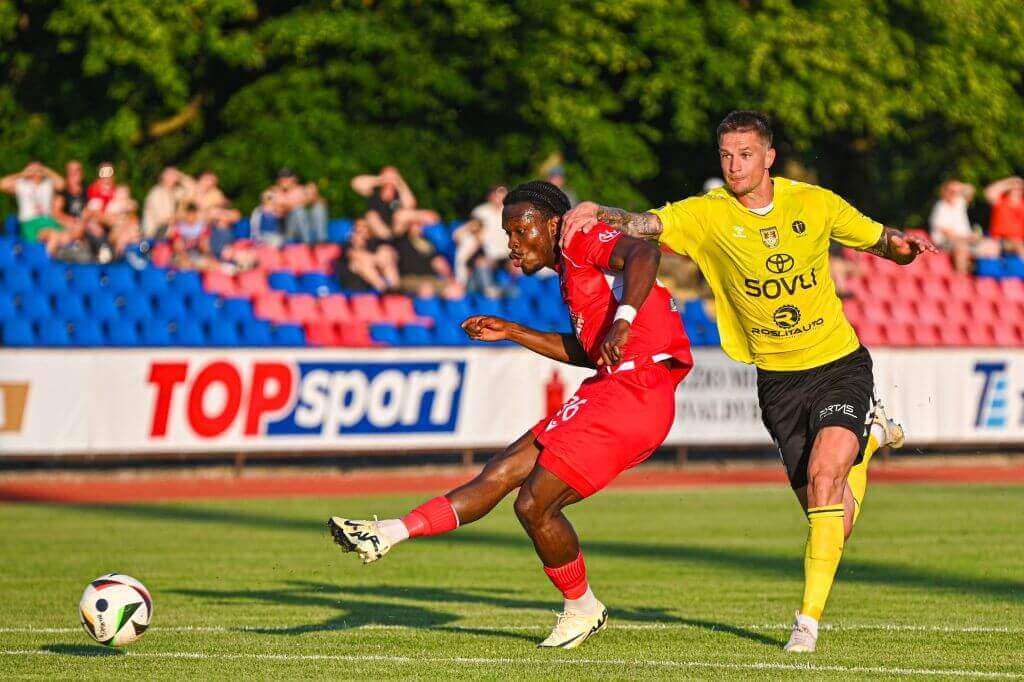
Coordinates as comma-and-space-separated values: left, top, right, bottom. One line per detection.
327, 181, 692, 649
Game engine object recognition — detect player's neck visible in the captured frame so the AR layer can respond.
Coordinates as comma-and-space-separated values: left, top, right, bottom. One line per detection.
735, 174, 774, 210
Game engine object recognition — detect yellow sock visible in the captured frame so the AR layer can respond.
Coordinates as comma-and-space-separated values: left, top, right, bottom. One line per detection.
847, 433, 879, 526
801, 505, 846, 620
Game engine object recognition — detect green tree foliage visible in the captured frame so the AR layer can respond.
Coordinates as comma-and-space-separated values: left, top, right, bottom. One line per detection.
1, 0, 1022, 224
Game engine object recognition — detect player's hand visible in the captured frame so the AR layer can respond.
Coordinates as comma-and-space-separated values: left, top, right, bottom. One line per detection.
560, 201, 601, 249
461, 315, 513, 342
598, 319, 631, 367
890, 231, 937, 263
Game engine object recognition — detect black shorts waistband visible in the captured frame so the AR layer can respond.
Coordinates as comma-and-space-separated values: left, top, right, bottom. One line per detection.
755, 345, 870, 380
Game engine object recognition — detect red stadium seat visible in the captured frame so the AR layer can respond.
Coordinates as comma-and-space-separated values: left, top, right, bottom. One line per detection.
964, 323, 995, 346
974, 277, 1002, 301
349, 293, 384, 324
938, 324, 969, 346
337, 322, 375, 347
381, 294, 428, 326
255, 244, 284, 271
863, 274, 895, 300
203, 270, 239, 297
939, 299, 971, 324
993, 323, 1024, 346
313, 244, 342, 272
253, 291, 289, 323
844, 276, 869, 301
911, 324, 941, 347
286, 293, 320, 324
319, 295, 352, 323
944, 275, 975, 301
922, 253, 954, 275
854, 322, 886, 346
911, 300, 944, 326
892, 276, 921, 300
885, 323, 915, 347
842, 300, 865, 325
971, 300, 999, 324
1000, 278, 1024, 302
236, 270, 270, 298
304, 321, 340, 347
914, 272, 948, 300
282, 244, 317, 273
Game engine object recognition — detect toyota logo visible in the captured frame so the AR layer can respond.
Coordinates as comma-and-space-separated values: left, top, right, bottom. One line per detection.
765, 253, 795, 274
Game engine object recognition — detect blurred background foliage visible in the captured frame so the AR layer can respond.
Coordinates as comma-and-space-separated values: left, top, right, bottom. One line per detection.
1, 0, 1023, 224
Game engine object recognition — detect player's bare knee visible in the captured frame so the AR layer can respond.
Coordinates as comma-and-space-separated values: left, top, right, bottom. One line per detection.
513, 488, 540, 528
807, 468, 846, 505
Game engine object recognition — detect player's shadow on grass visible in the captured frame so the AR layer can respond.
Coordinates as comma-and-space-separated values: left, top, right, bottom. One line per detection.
40, 644, 123, 657
675, 618, 782, 647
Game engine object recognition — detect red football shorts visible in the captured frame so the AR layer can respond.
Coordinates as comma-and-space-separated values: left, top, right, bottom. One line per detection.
530, 362, 680, 498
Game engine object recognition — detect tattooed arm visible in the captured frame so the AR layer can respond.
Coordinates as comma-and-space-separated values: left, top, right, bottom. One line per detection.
561, 201, 663, 246
861, 226, 937, 264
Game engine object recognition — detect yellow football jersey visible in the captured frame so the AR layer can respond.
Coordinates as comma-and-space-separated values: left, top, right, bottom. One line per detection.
651, 177, 883, 371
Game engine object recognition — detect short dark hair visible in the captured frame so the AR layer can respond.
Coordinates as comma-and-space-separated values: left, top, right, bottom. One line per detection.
717, 110, 773, 146
504, 180, 571, 220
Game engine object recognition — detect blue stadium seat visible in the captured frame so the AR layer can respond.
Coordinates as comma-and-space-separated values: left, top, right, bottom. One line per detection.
434, 321, 469, 346
412, 297, 444, 320
19, 242, 49, 268
38, 319, 71, 346
233, 217, 251, 240
36, 265, 68, 294
2, 319, 34, 346
683, 299, 711, 325
70, 319, 105, 347
0, 237, 16, 269
3, 216, 18, 239
422, 222, 454, 261
241, 319, 273, 347
68, 265, 103, 293
174, 319, 207, 347
86, 291, 119, 321
55, 292, 87, 320
401, 324, 433, 346
299, 273, 334, 296
327, 219, 354, 244
975, 258, 1005, 279
222, 297, 254, 321
18, 291, 52, 320
1005, 256, 1024, 279
0, 292, 15, 320
469, 294, 502, 317
271, 323, 306, 346
119, 293, 155, 321
516, 276, 543, 301
207, 320, 241, 346
187, 292, 220, 320
169, 270, 202, 295
370, 323, 401, 345
539, 274, 560, 297
503, 296, 534, 324
154, 292, 188, 321
139, 267, 171, 293
104, 264, 136, 292
443, 297, 473, 322
2, 264, 34, 293
267, 271, 299, 293
106, 319, 140, 347
140, 320, 173, 346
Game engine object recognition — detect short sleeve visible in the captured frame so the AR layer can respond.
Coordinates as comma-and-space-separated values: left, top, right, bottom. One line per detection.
827, 191, 884, 249
649, 197, 705, 256
564, 224, 622, 270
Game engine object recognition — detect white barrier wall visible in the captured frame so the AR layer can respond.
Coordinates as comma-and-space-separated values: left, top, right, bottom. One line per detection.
0, 347, 1020, 455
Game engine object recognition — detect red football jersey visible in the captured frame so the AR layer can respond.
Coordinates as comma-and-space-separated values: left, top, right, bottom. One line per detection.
557, 224, 693, 377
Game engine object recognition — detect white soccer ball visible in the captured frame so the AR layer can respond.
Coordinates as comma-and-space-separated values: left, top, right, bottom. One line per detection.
79, 573, 153, 646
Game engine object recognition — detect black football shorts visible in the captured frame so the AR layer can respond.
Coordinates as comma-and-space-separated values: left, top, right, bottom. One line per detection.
756, 345, 875, 489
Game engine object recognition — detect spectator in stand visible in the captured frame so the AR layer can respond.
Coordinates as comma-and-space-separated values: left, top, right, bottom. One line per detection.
209, 211, 255, 273
929, 179, 980, 274
86, 162, 116, 212
394, 216, 454, 295
335, 218, 400, 292
104, 184, 142, 257
0, 161, 65, 246
270, 169, 327, 243
168, 202, 215, 270
50, 160, 89, 259
251, 189, 286, 247
453, 185, 509, 295
142, 167, 191, 239
351, 166, 440, 236
546, 166, 578, 207
984, 176, 1024, 254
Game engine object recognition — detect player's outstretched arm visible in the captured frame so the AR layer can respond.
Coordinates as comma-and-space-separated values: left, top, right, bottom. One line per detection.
597, 236, 661, 366
561, 201, 663, 247
461, 315, 595, 368
862, 226, 937, 265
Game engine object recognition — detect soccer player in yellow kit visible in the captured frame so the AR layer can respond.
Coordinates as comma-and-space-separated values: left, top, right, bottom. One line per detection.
561, 110, 935, 653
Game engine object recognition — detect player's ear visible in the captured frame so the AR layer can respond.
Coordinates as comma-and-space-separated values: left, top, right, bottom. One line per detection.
765, 145, 777, 170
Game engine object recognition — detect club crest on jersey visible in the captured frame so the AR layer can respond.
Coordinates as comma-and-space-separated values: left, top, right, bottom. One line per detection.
792, 220, 807, 236
597, 230, 618, 243
760, 226, 780, 248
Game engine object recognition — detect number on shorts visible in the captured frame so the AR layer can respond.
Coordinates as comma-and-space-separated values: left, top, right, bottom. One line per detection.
546, 395, 588, 431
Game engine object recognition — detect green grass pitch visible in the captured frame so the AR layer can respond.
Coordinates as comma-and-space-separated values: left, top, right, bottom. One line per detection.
1, 483, 1022, 679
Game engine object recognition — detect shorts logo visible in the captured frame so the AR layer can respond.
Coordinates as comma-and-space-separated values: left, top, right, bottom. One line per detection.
773, 304, 801, 329
597, 230, 618, 243
765, 253, 795, 274
792, 220, 807, 236
819, 403, 856, 420
760, 227, 780, 248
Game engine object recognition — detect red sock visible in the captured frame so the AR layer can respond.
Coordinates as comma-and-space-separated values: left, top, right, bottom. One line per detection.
543, 551, 588, 599
402, 496, 459, 538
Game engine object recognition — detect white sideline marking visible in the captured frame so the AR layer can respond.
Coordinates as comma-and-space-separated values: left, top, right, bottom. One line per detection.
2, 622, 1021, 635
0, 649, 1019, 678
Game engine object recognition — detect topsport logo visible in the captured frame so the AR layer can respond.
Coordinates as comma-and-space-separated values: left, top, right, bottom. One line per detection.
148, 359, 464, 439
974, 362, 1010, 428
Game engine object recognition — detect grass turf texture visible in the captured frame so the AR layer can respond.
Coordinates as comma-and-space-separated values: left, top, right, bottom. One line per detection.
1, 483, 1022, 680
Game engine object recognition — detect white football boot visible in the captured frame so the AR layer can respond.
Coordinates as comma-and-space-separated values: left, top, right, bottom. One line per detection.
537, 605, 608, 650
872, 399, 905, 449
783, 612, 819, 653
327, 517, 391, 564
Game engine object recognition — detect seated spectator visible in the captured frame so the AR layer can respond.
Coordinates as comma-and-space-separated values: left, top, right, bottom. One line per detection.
984, 176, 1024, 253
0, 161, 65, 247
104, 184, 142, 258
251, 189, 286, 247
335, 218, 400, 292
168, 202, 215, 270
50, 160, 90, 260
351, 166, 440, 236
929, 179, 980, 274
270, 169, 327, 243
454, 185, 508, 295
395, 216, 454, 295
208, 212, 256, 273
142, 167, 191, 239
86, 162, 116, 212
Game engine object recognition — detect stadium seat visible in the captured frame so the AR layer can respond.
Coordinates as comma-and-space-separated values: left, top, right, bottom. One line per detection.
401, 323, 433, 346
854, 322, 886, 346
36, 265, 68, 294
253, 292, 289, 323
350, 293, 385, 324
940, 299, 971, 324
3, 264, 34, 293
154, 293, 188, 321
503, 296, 533, 324
304, 321, 340, 347
169, 270, 203, 295
412, 296, 443, 320
104, 264, 136, 293
271, 323, 306, 347
515, 276, 544, 302
992, 323, 1022, 346
885, 323, 915, 347
1000, 278, 1024, 302
233, 217, 251, 239
106, 319, 140, 347
236, 270, 270, 298
0, 292, 15, 320
842, 300, 865, 325
299, 272, 335, 296
54, 292, 87, 321
443, 297, 473, 323
892, 276, 921, 300
943, 275, 974, 301
911, 300, 945, 326
2, 319, 35, 346
256, 244, 284, 271
975, 258, 1005, 279
320, 294, 352, 323
911, 323, 941, 347
67, 265, 102, 293
38, 319, 71, 346
20, 242, 48, 268
1005, 256, 1024, 279
69, 318, 105, 346
240, 319, 273, 346
965, 323, 995, 347
286, 293, 320, 324
336, 322, 375, 347
140, 320, 173, 346
221, 297, 254, 321
971, 299, 999, 324
139, 267, 171, 293
843, 276, 869, 300
974, 277, 1002, 301
0, 237, 15, 269
174, 319, 207, 347
267, 271, 299, 293
313, 243, 342, 270
938, 324, 969, 347
187, 292, 221, 320
17, 291, 51, 320
203, 269, 239, 298
119, 293, 155, 321
327, 219, 354, 244
207, 320, 241, 346
370, 323, 401, 346
282, 244, 317, 273
433, 321, 468, 346
381, 294, 422, 325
